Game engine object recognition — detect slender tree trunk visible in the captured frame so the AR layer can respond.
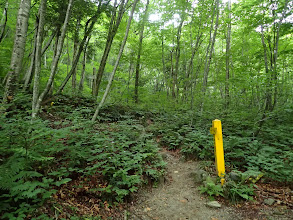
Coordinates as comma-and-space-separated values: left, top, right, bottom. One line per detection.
34, 0, 73, 115
78, 36, 90, 92
0, 1, 8, 44
260, 24, 272, 110
92, 0, 139, 121
170, 49, 176, 98
134, 0, 149, 103
161, 35, 169, 96
92, 67, 97, 92
23, 19, 38, 91
186, 32, 202, 96
23, 27, 56, 91
57, 17, 97, 94
255, 0, 289, 137
32, 0, 47, 118
3, 0, 31, 103
66, 36, 71, 75
78, 51, 87, 92
41, 29, 56, 56
174, 17, 184, 98
57, 0, 108, 94
225, 0, 231, 108
127, 52, 133, 103
271, 0, 288, 109
200, 0, 219, 111
92, 0, 127, 97
202, 0, 219, 94
72, 18, 81, 92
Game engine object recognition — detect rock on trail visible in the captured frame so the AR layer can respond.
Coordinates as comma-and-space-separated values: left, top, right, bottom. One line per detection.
127, 151, 240, 220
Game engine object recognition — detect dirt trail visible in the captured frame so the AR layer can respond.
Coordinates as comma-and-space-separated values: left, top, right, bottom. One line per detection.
127, 151, 240, 220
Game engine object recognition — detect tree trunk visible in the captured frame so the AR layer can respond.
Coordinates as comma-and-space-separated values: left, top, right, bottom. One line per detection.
57, 0, 108, 94
170, 49, 175, 98
186, 31, 202, 97
34, 0, 73, 115
41, 30, 56, 56
23, 19, 38, 91
32, 0, 47, 118
78, 36, 90, 92
174, 17, 184, 98
92, 0, 139, 121
260, 24, 272, 110
225, 0, 231, 108
161, 36, 168, 96
200, 0, 219, 111
23, 26, 56, 91
127, 52, 134, 103
72, 18, 81, 92
255, 0, 289, 137
0, 1, 8, 44
271, 0, 288, 109
3, 0, 31, 103
134, 0, 149, 103
92, 0, 127, 97
202, 0, 219, 94
92, 67, 97, 92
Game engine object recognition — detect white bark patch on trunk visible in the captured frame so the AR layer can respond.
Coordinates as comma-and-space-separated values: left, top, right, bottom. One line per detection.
3, 0, 31, 102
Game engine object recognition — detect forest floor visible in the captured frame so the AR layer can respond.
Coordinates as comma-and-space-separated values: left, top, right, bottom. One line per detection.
125, 149, 292, 220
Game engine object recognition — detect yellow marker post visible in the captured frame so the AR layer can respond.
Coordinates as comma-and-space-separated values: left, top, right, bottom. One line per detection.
210, 119, 225, 185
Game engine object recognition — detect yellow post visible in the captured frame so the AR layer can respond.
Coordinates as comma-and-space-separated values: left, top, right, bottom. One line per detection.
210, 119, 225, 185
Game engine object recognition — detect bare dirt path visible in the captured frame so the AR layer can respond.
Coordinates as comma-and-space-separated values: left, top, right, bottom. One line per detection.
127, 151, 240, 220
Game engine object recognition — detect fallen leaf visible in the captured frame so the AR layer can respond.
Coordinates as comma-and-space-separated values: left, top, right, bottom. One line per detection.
94, 204, 100, 212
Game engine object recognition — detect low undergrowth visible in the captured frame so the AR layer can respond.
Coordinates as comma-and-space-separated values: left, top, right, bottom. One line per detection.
149, 108, 293, 185
1, 94, 292, 218
147, 107, 293, 204
0, 99, 165, 219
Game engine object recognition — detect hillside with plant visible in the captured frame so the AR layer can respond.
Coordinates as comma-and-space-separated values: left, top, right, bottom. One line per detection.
0, 0, 292, 219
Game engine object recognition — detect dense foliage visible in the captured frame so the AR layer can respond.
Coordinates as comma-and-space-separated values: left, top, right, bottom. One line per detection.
0, 0, 292, 218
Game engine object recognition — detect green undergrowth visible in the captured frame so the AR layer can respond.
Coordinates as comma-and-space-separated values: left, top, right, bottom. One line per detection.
198, 170, 260, 203
0, 98, 165, 219
1, 94, 292, 218
148, 107, 293, 185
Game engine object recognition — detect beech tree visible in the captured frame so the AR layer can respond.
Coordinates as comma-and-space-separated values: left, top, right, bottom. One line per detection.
32, 0, 73, 116
92, 0, 139, 121
3, 0, 31, 103
134, 0, 149, 103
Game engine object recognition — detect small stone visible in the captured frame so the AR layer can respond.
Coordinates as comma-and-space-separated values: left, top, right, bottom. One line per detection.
229, 172, 241, 182
160, 152, 169, 159
206, 201, 221, 208
264, 198, 275, 206
180, 199, 187, 203
144, 207, 151, 212
273, 206, 287, 215
174, 171, 179, 173
192, 169, 208, 183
